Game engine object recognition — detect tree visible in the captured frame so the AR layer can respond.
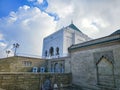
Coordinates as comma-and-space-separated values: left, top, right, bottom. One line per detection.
13, 43, 20, 56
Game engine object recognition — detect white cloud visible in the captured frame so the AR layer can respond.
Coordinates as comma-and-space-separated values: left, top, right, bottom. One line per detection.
0, 33, 4, 40
37, 0, 43, 4
27, 0, 36, 2
47, 0, 120, 38
1, 0, 120, 58
47, 0, 74, 18
0, 41, 8, 58
81, 18, 99, 36
19, 5, 30, 10
0, 42, 7, 47
28, 0, 43, 5
0, 5, 57, 58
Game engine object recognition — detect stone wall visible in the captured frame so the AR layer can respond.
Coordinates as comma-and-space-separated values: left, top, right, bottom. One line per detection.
70, 43, 120, 90
0, 72, 71, 90
0, 56, 46, 72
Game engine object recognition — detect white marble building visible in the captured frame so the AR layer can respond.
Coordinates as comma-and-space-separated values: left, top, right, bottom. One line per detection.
42, 23, 91, 58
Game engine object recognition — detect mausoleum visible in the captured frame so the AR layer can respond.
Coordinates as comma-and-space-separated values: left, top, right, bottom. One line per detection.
42, 23, 91, 58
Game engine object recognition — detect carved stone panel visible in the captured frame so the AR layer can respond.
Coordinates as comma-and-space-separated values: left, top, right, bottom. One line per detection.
94, 50, 114, 64
97, 57, 115, 87
50, 60, 65, 73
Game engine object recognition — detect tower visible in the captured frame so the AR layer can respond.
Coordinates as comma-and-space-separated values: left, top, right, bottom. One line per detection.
42, 23, 91, 58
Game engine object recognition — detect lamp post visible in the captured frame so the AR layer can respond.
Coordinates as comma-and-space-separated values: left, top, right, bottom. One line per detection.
6, 50, 10, 57
13, 43, 20, 56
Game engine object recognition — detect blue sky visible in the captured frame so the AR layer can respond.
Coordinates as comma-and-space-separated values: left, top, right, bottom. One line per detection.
0, 0, 120, 58
0, 0, 58, 19
0, 0, 28, 17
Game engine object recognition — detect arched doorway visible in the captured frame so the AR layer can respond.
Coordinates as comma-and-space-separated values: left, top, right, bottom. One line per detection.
60, 63, 64, 73
51, 64, 54, 72
96, 56, 115, 87
54, 63, 59, 72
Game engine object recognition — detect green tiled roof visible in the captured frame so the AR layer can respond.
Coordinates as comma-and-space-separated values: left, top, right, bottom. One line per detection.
68, 24, 81, 32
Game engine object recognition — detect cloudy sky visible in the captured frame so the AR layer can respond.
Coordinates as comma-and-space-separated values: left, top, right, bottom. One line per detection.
0, 0, 120, 58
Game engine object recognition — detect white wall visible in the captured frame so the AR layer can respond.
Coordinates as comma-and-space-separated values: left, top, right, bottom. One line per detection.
42, 25, 91, 58
63, 27, 91, 56
42, 29, 64, 58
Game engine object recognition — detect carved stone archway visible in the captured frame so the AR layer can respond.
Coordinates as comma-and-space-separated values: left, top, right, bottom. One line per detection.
59, 63, 64, 73
54, 63, 59, 72
96, 56, 115, 87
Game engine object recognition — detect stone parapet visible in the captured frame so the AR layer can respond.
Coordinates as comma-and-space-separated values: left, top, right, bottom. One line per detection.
0, 72, 71, 90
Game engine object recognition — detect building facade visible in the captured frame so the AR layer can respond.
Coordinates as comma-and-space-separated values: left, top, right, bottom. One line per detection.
0, 23, 120, 90
46, 29, 120, 89
42, 23, 91, 58
67, 30, 120, 89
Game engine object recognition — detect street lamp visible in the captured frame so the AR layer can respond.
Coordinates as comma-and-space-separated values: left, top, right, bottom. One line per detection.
13, 43, 20, 56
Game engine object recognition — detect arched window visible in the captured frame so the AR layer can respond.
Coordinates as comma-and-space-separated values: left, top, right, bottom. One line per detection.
60, 63, 64, 73
49, 47, 54, 56
54, 63, 59, 72
56, 47, 59, 55
51, 64, 54, 72
45, 50, 47, 57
